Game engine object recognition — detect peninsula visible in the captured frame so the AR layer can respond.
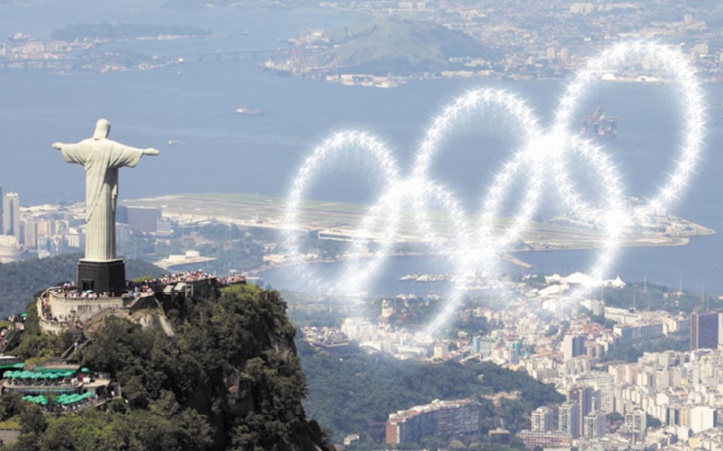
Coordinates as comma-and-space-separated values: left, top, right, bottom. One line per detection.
124, 192, 715, 252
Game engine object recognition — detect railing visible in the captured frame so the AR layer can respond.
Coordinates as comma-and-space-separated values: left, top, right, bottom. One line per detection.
48, 291, 127, 302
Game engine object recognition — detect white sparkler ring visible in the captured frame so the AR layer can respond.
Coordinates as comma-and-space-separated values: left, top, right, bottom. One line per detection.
281, 41, 706, 334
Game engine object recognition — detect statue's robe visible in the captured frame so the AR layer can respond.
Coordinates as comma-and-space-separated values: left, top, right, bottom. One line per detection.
61, 139, 144, 261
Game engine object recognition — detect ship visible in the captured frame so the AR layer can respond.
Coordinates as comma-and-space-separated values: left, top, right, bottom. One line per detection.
581, 102, 617, 137
235, 107, 263, 117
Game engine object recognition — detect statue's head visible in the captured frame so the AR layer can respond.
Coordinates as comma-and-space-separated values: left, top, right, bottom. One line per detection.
93, 119, 111, 140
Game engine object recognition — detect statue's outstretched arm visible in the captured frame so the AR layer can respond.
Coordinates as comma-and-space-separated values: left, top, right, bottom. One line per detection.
54, 141, 86, 165
108, 144, 158, 168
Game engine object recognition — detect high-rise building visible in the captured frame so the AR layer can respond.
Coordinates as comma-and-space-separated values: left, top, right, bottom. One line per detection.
124, 206, 159, 234
22, 219, 37, 249
583, 411, 606, 439
472, 336, 481, 354
0, 235, 20, 263
531, 406, 554, 432
36, 220, 55, 242
568, 385, 598, 437
546, 46, 556, 60
433, 343, 449, 359
559, 47, 569, 61
690, 406, 715, 434
386, 398, 481, 445
478, 338, 496, 358
559, 402, 580, 439
517, 431, 572, 449
3, 192, 20, 240
568, 385, 594, 415
691, 311, 721, 350
625, 408, 646, 441
562, 335, 585, 360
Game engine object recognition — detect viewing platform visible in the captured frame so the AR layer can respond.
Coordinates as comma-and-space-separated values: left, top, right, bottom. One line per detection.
37, 286, 139, 333
37, 272, 247, 333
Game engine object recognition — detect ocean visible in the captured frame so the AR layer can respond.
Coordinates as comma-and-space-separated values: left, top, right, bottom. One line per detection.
0, 2, 722, 294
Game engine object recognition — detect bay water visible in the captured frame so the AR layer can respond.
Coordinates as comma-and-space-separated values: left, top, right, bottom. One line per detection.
0, 2, 722, 294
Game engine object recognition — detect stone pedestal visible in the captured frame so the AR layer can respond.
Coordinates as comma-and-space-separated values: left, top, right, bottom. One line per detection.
77, 259, 126, 294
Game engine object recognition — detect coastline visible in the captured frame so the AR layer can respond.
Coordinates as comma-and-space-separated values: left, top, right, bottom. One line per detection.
247, 229, 715, 277
123, 193, 716, 277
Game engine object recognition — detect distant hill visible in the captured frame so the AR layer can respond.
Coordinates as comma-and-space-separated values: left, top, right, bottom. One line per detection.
299, 340, 563, 439
0, 254, 163, 318
312, 19, 498, 75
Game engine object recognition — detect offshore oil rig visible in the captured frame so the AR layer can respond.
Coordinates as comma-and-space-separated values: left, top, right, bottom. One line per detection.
581, 102, 618, 137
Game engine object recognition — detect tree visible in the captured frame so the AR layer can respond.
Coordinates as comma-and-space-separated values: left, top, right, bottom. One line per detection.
8, 405, 47, 451
0, 392, 23, 421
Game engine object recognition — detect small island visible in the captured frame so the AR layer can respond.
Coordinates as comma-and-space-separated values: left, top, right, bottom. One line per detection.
259, 19, 499, 86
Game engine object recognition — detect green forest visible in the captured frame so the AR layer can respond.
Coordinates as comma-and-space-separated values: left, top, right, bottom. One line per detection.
299, 341, 563, 447
1, 283, 332, 451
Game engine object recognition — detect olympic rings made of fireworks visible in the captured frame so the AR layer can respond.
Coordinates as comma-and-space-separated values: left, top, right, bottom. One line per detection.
282, 41, 706, 333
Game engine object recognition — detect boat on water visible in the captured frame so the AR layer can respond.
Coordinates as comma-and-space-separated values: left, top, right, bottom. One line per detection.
581, 102, 617, 137
235, 107, 263, 117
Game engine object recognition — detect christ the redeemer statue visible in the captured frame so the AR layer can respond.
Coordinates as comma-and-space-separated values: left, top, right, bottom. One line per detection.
52, 119, 159, 293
